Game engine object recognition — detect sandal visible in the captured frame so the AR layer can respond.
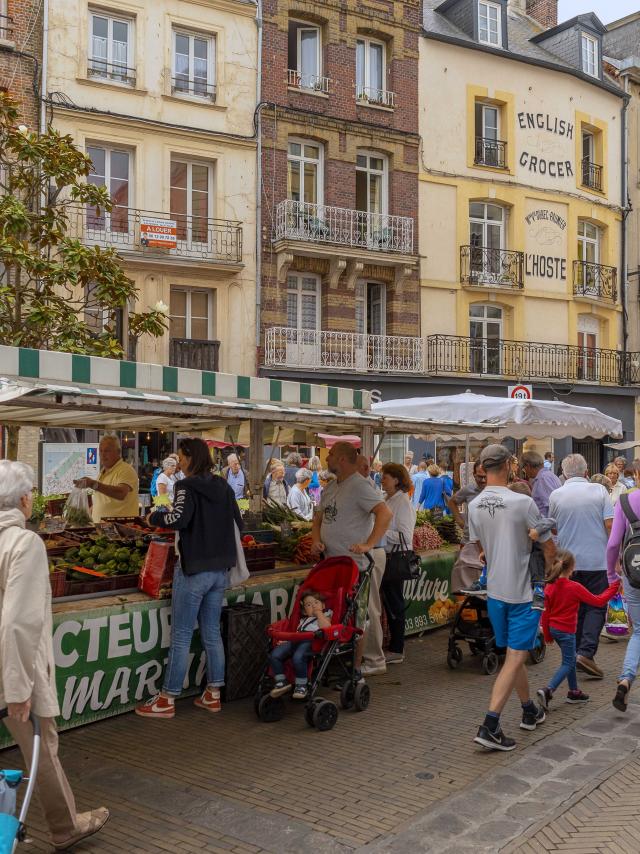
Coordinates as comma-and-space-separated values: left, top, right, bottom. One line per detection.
613, 682, 630, 712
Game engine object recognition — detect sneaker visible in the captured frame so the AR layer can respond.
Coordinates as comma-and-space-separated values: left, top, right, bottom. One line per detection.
474, 724, 517, 752
52, 808, 110, 850
520, 704, 546, 730
385, 652, 405, 665
536, 687, 553, 712
292, 684, 309, 700
360, 662, 387, 676
194, 686, 222, 712
576, 655, 604, 678
270, 678, 292, 698
531, 589, 545, 612
135, 694, 175, 719
566, 689, 590, 704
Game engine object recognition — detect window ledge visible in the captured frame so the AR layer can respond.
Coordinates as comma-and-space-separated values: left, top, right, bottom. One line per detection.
356, 99, 394, 113
580, 182, 605, 197
287, 86, 329, 99
76, 76, 148, 96
162, 93, 227, 110
0, 38, 15, 50
471, 162, 512, 175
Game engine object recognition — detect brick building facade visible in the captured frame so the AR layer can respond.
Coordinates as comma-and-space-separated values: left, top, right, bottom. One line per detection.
260, 0, 421, 381
0, 0, 42, 128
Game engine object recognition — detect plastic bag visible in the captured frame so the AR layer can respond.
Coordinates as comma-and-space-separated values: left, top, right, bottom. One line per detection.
63, 487, 93, 528
605, 592, 630, 637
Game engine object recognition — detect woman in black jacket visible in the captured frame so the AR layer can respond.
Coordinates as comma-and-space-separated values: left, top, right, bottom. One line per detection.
136, 437, 243, 719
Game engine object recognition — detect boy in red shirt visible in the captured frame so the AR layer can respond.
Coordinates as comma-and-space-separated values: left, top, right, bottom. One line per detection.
537, 549, 619, 708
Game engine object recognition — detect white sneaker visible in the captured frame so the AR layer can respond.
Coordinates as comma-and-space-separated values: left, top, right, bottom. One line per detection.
385, 652, 404, 665
360, 662, 387, 676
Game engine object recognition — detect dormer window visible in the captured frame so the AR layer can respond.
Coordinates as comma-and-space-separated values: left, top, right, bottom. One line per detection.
581, 33, 598, 77
478, 1, 502, 48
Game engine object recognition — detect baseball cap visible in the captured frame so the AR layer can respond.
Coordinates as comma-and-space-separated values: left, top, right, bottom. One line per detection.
479, 444, 512, 470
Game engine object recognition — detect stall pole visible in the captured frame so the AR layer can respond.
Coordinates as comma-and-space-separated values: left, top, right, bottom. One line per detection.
362, 426, 374, 461
249, 419, 264, 513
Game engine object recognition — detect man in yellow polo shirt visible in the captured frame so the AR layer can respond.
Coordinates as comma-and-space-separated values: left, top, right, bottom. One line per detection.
74, 435, 139, 522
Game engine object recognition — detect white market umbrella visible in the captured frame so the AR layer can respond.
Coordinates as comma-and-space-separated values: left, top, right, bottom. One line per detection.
373, 392, 623, 440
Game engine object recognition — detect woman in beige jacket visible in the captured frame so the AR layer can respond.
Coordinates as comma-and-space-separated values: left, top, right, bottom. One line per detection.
0, 460, 109, 850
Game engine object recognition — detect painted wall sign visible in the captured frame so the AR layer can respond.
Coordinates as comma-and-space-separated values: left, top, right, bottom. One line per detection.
517, 112, 574, 178
524, 205, 568, 283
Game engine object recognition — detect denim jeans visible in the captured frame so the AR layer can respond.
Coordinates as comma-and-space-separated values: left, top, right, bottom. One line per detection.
547, 628, 578, 692
269, 641, 312, 685
163, 565, 227, 696
619, 582, 640, 684
574, 570, 608, 659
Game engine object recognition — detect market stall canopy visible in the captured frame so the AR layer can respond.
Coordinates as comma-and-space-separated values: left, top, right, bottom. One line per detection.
604, 440, 640, 451
373, 392, 623, 440
317, 434, 361, 448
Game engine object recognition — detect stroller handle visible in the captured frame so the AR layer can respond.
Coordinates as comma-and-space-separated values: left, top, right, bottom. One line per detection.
0, 708, 40, 737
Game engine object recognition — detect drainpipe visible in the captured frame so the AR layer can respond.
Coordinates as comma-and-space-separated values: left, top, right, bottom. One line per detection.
255, 0, 263, 350
39, 0, 48, 134
621, 84, 630, 382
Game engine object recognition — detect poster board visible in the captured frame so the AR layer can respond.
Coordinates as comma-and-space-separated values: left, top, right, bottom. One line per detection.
40, 442, 99, 494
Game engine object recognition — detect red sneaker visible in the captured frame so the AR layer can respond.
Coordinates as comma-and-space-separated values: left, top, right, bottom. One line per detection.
135, 694, 175, 719
194, 687, 221, 713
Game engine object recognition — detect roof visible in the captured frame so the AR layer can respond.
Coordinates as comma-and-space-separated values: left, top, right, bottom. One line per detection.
530, 13, 607, 43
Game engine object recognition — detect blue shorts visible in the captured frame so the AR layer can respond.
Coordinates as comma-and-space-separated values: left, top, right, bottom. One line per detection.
487, 598, 541, 651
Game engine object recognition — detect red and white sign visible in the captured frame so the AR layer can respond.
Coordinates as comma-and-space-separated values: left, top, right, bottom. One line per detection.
508, 384, 533, 400
140, 217, 177, 249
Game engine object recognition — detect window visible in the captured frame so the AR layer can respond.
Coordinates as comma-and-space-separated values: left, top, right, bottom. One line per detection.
474, 103, 505, 168
286, 274, 319, 330
356, 38, 388, 105
478, 1, 501, 47
356, 153, 387, 216
169, 287, 215, 340
577, 315, 599, 381
577, 220, 599, 265
581, 129, 602, 190
88, 12, 134, 84
288, 21, 325, 91
468, 202, 507, 284
172, 30, 215, 100
469, 304, 502, 374
287, 141, 322, 205
581, 33, 598, 77
86, 145, 130, 234
170, 159, 212, 244
355, 282, 386, 336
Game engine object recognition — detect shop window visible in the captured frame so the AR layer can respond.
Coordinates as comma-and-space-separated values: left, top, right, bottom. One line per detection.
88, 11, 134, 85
478, 1, 502, 48
581, 33, 598, 78
170, 158, 212, 243
288, 20, 326, 91
172, 29, 216, 100
474, 102, 506, 168
86, 144, 131, 234
469, 304, 502, 375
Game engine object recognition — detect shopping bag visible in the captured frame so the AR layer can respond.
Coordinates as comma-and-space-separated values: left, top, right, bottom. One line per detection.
63, 487, 93, 528
138, 540, 176, 599
605, 592, 630, 637
228, 523, 250, 588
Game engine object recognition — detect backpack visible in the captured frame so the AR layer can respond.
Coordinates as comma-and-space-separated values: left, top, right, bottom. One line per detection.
149, 467, 162, 498
620, 493, 640, 589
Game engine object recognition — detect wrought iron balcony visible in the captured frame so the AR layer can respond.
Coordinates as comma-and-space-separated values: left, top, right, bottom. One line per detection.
87, 58, 136, 86
171, 76, 216, 101
460, 245, 524, 289
71, 204, 242, 263
170, 338, 220, 372
573, 260, 617, 302
275, 200, 414, 254
287, 69, 330, 93
581, 158, 603, 192
264, 327, 424, 373
425, 334, 626, 385
474, 137, 507, 169
356, 86, 395, 107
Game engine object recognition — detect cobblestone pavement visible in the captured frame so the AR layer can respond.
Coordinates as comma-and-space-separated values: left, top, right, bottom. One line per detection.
8, 629, 639, 853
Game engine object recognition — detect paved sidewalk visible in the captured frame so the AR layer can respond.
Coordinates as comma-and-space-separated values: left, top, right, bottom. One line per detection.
7, 629, 637, 853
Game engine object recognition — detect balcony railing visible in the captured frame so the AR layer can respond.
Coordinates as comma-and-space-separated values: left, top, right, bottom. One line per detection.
287, 69, 330, 94
581, 158, 603, 191
275, 200, 414, 254
171, 76, 216, 101
474, 137, 507, 169
573, 260, 617, 302
71, 205, 242, 263
356, 86, 395, 108
425, 334, 626, 385
87, 59, 136, 86
170, 338, 220, 372
264, 327, 424, 373
460, 245, 524, 289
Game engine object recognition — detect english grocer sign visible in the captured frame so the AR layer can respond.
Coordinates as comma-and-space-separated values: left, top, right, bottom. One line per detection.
517, 111, 574, 178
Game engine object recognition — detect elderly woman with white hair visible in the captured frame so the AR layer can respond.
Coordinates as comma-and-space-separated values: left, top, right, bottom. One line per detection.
287, 468, 314, 521
156, 456, 178, 502
0, 460, 109, 849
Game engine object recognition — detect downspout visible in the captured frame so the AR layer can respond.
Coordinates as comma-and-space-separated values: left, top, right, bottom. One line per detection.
255, 0, 263, 350
621, 84, 630, 382
39, 0, 49, 134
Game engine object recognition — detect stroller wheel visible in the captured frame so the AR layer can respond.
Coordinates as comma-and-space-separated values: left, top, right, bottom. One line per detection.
529, 633, 546, 665
340, 682, 355, 710
482, 652, 499, 675
447, 646, 463, 670
257, 694, 285, 723
313, 699, 339, 731
353, 682, 370, 712
305, 697, 324, 728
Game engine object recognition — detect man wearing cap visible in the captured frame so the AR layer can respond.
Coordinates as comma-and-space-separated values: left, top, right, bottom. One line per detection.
469, 444, 556, 752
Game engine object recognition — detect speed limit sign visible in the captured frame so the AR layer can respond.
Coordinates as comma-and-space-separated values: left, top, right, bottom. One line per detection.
508, 384, 533, 400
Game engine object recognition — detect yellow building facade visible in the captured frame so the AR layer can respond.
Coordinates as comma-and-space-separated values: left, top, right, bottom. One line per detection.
45, 0, 258, 376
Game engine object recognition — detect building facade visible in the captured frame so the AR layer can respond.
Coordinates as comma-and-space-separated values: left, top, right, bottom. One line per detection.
45, 0, 258, 378
258, 0, 421, 386
0, 0, 42, 128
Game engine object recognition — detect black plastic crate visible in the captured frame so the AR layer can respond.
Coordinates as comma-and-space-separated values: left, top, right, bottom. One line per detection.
221, 602, 270, 702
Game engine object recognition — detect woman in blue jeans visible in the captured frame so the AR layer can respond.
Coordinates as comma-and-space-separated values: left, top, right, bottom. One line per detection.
136, 437, 243, 719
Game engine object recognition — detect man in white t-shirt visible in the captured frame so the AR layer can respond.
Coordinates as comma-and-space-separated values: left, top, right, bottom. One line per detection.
469, 444, 555, 753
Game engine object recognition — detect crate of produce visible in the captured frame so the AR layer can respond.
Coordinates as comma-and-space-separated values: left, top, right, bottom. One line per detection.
49, 570, 69, 598
46, 497, 68, 517
221, 603, 270, 702
242, 541, 277, 573
111, 573, 141, 591
109, 518, 174, 541
242, 529, 275, 544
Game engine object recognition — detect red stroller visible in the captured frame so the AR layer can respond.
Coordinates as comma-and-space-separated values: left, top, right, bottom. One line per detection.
254, 555, 373, 731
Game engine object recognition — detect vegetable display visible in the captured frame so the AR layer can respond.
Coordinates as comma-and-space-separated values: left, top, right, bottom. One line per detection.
56, 535, 145, 576
413, 524, 443, 552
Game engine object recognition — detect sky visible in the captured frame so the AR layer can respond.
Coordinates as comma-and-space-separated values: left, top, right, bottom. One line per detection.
559, 0, 639, 24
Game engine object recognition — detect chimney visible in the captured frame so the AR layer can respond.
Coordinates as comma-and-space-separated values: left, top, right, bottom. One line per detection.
526, 0, 558, 29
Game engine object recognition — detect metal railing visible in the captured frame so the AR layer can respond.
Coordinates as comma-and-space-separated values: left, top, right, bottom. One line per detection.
275, 200, 414, 254
474, 136, 507, 169
0, 13, 13, 39
264, 327, 424, 373
287, 69, 330, 93
87, 59, 136, 86
356, 86, 395, 108
581, 158, 603, 192
170, 338, 220, 372
171, 76, 216, 101
573, 260, 617, 302
460, 245, 524, 289
71, 204, 242, 262
425, 334, 626, 385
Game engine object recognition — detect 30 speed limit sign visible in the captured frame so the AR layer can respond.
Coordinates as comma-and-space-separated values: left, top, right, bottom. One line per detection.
508, 384, 533, 400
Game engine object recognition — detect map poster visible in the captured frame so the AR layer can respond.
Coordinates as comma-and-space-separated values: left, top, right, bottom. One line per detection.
40, 443, 100, 495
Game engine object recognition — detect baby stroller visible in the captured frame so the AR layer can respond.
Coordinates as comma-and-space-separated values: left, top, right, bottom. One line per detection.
0, 710, 40, 854
446, 591, 546, 675
255, 554, 373, 731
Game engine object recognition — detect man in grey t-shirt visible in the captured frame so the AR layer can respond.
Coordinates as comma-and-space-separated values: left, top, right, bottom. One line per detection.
449, 461, 486, 592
